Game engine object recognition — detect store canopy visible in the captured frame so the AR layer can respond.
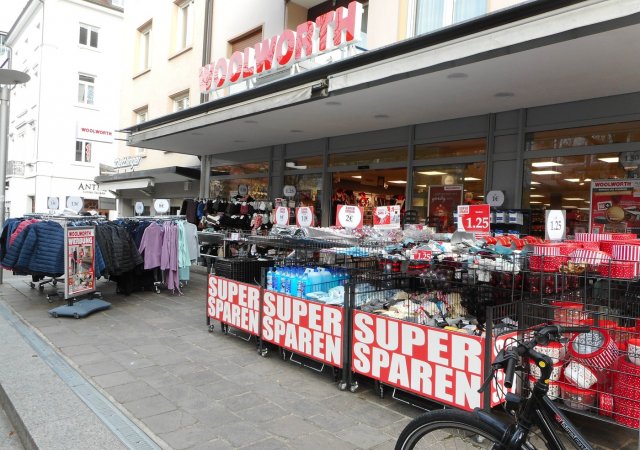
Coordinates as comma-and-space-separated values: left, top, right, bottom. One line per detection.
95, 166, 200, 193
122, 1, 640, 157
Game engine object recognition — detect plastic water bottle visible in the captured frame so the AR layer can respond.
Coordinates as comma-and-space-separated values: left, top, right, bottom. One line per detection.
266, 267, 275, 290
318, 267, 332, 292
308, 268, 322, 293
290, 268, 300, 297
298, 270, 308, 298
273, 267, 281, 292
281, 269, 291, 294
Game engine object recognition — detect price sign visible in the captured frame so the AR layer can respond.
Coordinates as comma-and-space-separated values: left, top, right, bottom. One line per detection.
410, 248, 433, 261
134, 202, 144, 215
154, 199, 170, 214
66, 196, 84, 213
296, 206, 315, 227
283, 185, 297, 197
336, 205, 364, 229
486, 190, 505, 207
545, 210, 566, 241
457, 204, 490, 236
238, 184, 248, 196
47, 197, 59, 210
274, 206, 290, 226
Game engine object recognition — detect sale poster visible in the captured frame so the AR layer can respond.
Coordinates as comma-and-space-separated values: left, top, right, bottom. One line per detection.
296, 206, 315, 227
336, 205, 364, 229
262, 291, 343, 367
373, 205, 401, 229
65, 226, 96, 299
207, 276, 262, 335
427, 185, 463, 232
590, 179, 640, 235
273, 206, 290, 227
457, 204, 491, 238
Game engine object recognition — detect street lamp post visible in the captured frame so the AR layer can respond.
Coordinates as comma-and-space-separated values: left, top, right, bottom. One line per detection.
0, 69, 31, 284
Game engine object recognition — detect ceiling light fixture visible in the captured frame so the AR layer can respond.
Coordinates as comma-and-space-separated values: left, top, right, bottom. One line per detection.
530, 194, 544, 198
326, 101, 341, 106
446, 72, 468, 79
564, 198, 584, 201
584, 178, 592, 182
463, 177, 480, 181
530, 201, 542, 204
532, 161, 562, 168
244, 119, 258, 124
352, 175, 362, 179
598, 157, 619, 163
494, 92, 515, 98
531, 181, 541, 185
419, 171, 447, 175
416, 184, 427, 187
564, 178, 580, 182
290, 129, 303, 133
374, 114, 389, 119
388, 180, 407, 184
285, 162, 307, 170
532, 170, 561, 175
563, 206, 578, 209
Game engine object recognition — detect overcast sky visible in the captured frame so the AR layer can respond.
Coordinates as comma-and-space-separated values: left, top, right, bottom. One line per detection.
0, 0, 30, 33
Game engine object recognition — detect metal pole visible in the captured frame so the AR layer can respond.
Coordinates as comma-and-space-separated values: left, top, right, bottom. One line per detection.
0, 85, 10, 284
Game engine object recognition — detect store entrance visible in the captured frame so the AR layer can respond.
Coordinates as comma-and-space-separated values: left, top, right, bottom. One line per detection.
331, 168, 407, 226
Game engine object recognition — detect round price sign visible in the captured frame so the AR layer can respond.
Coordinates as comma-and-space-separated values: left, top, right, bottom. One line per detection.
545, 210, 566, 241
336, 205, 363, 229
274, 206, 290, 226
457, 204, 490, 235
238, 184, 248, 196
66, 196, 84, 213
154, 199, 170, 214
47, 197, 59, 210
134, 202, 144, 215
296, 207, 314, 227
283, 185, 297, 197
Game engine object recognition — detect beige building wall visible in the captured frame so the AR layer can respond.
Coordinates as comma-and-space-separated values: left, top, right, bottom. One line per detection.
117, 0, 204, 171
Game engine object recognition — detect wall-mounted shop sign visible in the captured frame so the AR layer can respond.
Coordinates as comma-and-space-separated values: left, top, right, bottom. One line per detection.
113, 156, 142, 169
78, 182, 107, 196
199, 1, 364, 93
77, 123, 114, 143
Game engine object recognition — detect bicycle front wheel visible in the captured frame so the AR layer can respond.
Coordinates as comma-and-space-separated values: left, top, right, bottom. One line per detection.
395, 409, 510, 450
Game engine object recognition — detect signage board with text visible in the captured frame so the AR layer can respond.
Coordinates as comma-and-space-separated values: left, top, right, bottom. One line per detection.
336, 205, 364, 229
457, 204, 490, 237
207, 276, 262, 335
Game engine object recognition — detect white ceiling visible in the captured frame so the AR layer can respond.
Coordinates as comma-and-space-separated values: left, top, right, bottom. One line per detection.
128, 21, 640, 156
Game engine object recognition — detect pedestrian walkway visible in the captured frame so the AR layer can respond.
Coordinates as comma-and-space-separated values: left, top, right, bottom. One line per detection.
0, 407, 22, 450
0, 271, 637, 449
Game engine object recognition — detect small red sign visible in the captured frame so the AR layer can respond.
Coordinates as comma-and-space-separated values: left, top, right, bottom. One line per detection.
207, 276, 262, 335
457, 204, 490, 236
274, 206, 290, 227
410, 249, 433, 261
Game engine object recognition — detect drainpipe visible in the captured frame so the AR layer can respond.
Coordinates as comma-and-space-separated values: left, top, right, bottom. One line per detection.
200, 0, 214, 104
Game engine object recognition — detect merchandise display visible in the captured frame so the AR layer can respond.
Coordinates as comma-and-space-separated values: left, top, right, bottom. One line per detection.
206, 224, 640, 426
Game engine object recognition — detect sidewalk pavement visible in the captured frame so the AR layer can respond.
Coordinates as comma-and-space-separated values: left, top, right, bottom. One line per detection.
0, 270, 637, 449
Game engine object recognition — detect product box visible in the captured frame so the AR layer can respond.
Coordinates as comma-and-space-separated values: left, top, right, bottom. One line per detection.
495, 211, 506, 224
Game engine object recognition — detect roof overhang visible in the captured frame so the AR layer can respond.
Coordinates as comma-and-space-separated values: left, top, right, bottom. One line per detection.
124, 0, 640, 156
95, 166, 201, 194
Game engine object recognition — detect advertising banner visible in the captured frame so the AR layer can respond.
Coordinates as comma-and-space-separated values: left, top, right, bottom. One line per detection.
590, 179, 640, 235
65, 226, 96, 299
296, 206, 315, 227
336, 205, 364, 229
427, 185, 463, 232
262, 291, 343, 367
207, 276, 261, 335
373, 205, 401, 229
274, 206, 290, 227
457, 204, 491, 238
490, 331, 520, 407
351, 311, 485, 410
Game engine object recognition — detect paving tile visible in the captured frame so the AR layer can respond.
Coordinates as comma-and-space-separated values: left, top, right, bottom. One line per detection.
219, 391, 269, 412
239, 437, 289, 450
236, 403, 289, 424
92, 370, 137, 389
123, 394, 177, 418
79, 360, 124, 377
106, 380, 158, 403
336, 423, 395, 449
213, 422, 273, 448
288, 431, 356, 450
158, 424, 219, 450
195, 379, 250, 400
60, 344, 100, 356
132, 343, 173, 357
190, 439, 235, 450
191, 404, 241, 428
263, 414, 322, 439
142, 409, 198, 435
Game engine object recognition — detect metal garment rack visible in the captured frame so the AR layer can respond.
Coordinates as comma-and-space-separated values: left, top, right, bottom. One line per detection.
21, 214, 106, 298
120, 215, 188, 293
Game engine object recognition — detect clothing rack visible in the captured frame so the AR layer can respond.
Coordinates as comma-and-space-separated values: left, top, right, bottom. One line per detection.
124, 215, 186, 221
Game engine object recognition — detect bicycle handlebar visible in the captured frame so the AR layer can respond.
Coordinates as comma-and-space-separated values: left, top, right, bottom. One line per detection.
503, 354, 517, 389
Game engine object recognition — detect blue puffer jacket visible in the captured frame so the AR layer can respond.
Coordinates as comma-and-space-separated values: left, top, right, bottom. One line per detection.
3, 221, 65, 276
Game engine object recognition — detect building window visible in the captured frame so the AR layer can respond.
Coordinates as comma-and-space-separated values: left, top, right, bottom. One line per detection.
176, 1, 193, 51
79, 24, 99, 48
415, 138, 486, 160
111, 0, 124, 7
135, 107, 148, 124
414, 0, 487, 35
137, 22, 152, 72
76, 140, 92, 162
525, 121, 640, 151
77, 74, 95, 105
171, 91, 189, 112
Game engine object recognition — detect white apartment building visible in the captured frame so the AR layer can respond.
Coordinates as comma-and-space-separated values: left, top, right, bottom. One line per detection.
5, 0, 124, 218
100, 0, 204, 217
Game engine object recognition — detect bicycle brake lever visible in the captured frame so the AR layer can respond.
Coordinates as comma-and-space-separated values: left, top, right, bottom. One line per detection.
477, 366, 495, 394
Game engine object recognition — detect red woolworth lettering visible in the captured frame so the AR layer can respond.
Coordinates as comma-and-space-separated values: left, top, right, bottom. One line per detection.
315, 11, 335, 52
228, 51, 244, 84
333, 1, 363, 46
254, 36, 278, 74
275, 29, 296, 66
295, 21, 315, 59
213, 57, 228, 89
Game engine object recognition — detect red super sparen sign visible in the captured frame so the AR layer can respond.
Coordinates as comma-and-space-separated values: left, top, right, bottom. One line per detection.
207, 276, 261, 335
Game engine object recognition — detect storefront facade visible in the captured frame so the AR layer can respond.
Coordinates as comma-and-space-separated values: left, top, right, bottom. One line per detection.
123, 0, 640, 233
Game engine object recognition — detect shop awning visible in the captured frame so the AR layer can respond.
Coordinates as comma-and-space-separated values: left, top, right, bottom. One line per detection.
121, 1, 640, 157
95, 166, 201, 193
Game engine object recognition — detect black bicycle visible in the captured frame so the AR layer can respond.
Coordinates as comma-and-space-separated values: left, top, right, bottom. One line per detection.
395, 324, 594, 450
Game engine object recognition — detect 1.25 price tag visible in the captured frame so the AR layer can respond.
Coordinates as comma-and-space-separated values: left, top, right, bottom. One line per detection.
457, 204, 490, 236
545, 210, 566, 241
336, 205, 364, 229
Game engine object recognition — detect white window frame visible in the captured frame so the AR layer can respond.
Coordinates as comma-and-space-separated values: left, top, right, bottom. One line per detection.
75, 140, 92, 162
78, 74, 96, 105
409, 0, 488, 38
138, 22, 152, 72
79, 24, 99, 49
136, 107, 148, 124
172, 92, 189, 112
176, 1, 193, 51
